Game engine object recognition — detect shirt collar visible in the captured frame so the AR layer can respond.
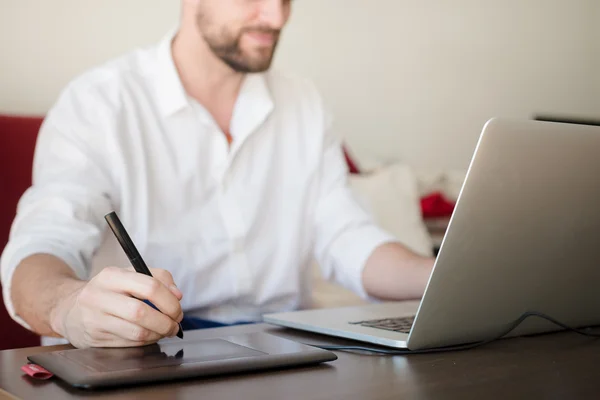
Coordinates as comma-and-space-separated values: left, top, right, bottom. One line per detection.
156, 29, 189, 117
230, 73, 274, 141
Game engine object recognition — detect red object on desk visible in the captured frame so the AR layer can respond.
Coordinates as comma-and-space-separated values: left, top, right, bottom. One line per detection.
21, 363, 54, 380
0, 114, 43, 350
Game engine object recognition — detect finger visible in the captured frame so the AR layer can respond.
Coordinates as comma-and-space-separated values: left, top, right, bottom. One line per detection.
149, 268, 174, 286
95, 314, 163, 344
90, 289, 181, 338
86, 335, 156, 348
107, 267, 182, 302
169, 284, 183, 301
97, 268, 183, 321
77, 311, 160, 348
150, 268, 183, 300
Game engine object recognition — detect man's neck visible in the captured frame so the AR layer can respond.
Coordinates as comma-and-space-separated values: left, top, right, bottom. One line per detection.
171, 26, 244, 135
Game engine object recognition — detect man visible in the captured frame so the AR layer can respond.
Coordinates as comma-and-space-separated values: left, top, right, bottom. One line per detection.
1, 0, 434, 349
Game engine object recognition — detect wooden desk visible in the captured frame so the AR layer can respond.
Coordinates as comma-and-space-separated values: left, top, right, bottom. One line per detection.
1, 323, 600, 399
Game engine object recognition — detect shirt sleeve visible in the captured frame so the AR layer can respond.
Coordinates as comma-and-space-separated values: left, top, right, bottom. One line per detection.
0, 84, 115, 330
312, 112, 397, 299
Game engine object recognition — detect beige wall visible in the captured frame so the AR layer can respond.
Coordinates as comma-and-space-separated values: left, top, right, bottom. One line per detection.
1, 0, 598, 170
0, 0, 179, 113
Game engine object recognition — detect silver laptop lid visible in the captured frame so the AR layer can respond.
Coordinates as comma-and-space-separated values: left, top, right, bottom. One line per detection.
408, 118, 600, 349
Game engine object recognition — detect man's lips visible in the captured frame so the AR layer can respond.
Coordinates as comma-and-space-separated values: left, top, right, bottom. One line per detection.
244, 31, 278, 46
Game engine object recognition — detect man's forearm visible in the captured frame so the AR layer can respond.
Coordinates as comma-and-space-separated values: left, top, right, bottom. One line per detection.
10, 254, 85, 337
362, 242, 434, 301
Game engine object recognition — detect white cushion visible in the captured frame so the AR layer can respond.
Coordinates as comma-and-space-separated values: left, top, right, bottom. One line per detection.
415, 169, 467, 200
348, 163, 433, 257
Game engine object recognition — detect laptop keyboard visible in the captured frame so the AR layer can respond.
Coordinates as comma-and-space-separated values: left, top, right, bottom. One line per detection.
349, 316, 415, 334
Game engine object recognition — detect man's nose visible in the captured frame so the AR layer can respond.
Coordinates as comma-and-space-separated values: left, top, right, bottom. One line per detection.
258, 0, 290, 30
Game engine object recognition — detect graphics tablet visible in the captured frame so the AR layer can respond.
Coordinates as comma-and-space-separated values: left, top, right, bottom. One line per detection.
27, 332, 337, 389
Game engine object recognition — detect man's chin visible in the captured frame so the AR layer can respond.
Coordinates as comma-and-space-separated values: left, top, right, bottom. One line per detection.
237, 51, 275, 72
244, 61, 273, 73
220, 56, 273, 73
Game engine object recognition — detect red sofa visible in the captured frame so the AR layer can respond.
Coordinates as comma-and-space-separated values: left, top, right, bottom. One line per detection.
0, 114, 43, 350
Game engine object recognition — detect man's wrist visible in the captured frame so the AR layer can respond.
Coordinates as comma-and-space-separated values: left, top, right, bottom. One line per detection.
48, 278, 85, 338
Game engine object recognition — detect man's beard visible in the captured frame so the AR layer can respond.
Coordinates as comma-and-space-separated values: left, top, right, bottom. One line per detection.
199, 23, 280, 73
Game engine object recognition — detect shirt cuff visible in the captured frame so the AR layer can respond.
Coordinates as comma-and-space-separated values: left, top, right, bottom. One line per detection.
327, 224, 397, 299
1, 242, 88, 331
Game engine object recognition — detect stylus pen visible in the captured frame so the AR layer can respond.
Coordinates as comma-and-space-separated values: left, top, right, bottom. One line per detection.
104, 211, 184, 339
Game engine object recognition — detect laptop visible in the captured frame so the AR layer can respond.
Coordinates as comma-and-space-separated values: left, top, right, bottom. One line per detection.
264, 118, 600, 350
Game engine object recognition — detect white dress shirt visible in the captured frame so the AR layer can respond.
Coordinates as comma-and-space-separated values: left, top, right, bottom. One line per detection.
1, 30, 395, 340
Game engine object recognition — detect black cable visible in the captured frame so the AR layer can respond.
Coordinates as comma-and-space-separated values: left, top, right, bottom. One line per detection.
310, 311, 600, 355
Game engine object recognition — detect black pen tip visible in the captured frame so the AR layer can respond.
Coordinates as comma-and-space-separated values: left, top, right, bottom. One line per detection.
177, 324, 184, 339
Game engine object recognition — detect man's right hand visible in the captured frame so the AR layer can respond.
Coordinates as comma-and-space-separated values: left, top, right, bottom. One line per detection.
49, 266, 184, 348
